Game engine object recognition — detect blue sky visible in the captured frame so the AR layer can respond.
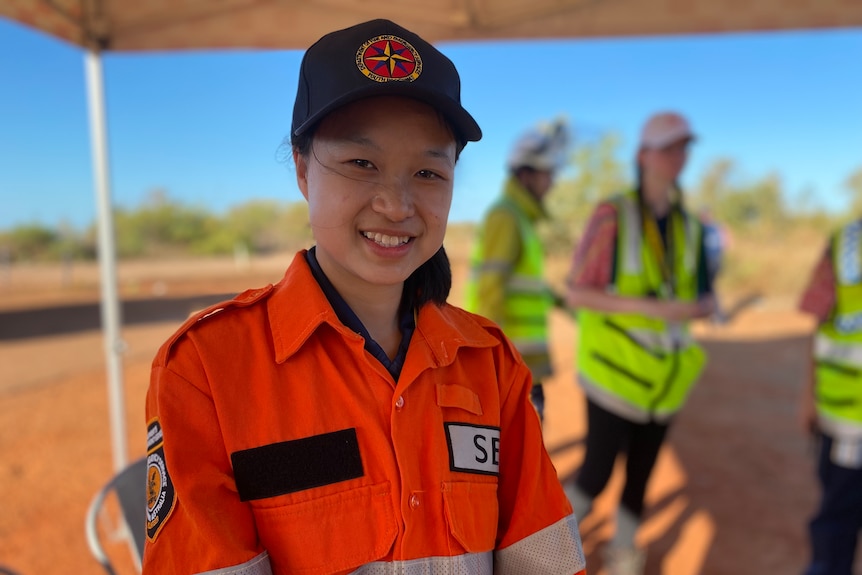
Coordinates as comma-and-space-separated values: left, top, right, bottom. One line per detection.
0, 19, 860, 230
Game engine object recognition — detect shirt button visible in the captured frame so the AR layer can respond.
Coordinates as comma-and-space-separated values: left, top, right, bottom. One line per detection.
409, 493, 420, 509
395, 396, 405, 410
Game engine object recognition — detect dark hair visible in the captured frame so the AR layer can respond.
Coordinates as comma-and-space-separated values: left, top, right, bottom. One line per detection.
290, 106, 465, 159
402, 247, 452, 311
290, 109, 458, 310
291, 130, 313, 158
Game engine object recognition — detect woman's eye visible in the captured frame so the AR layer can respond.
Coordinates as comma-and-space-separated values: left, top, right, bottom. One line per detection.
350, 159, 373, 169
417, 169, 442, 180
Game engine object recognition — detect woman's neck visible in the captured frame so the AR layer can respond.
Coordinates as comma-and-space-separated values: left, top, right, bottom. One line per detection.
312, 249, 405, 359
341, 285, 404, 360
641, 179, 673, 217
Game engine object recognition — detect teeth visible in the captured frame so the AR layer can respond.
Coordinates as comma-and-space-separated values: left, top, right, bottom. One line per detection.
363, 231, 410, 247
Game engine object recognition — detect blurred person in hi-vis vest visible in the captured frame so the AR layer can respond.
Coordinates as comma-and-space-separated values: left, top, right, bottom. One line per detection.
564, 112, 715, 575
799, 220, 862, 575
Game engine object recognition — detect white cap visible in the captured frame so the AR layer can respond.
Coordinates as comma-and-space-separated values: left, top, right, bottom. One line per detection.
507, 117, 571, 172
639, 112, 695, 149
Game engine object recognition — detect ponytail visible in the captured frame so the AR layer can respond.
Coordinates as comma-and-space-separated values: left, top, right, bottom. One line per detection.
401, 247, 452, 314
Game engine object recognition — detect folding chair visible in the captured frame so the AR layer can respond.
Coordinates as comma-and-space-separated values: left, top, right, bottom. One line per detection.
85, 457, 148, 575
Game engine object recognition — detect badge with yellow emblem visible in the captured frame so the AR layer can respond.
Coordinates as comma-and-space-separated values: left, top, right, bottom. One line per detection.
146, 417, 175, 541
356, 34, 422, 82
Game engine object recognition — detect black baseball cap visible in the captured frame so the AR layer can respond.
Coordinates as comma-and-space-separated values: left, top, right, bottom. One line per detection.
292, 19, 482, 143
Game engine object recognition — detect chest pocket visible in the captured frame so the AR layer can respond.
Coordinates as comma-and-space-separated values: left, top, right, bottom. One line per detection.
252, 481, 397, 574
437, 384, 499, 553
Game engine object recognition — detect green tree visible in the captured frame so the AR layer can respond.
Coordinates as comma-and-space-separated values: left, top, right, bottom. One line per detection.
224, 199, 311, 254
689, 160, 789, 231
688, 158, 734, 216
542, 133, 630, 255
3, 224, 58, 261
114, 190, 218, 257
717, 173, 786, 231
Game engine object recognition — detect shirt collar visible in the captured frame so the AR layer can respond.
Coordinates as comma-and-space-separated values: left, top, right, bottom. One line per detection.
304, 247, 414, 379
267, 250, 500, 374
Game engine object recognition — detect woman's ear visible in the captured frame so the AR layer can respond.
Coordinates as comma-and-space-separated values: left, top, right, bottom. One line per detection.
294, 149, 310, 201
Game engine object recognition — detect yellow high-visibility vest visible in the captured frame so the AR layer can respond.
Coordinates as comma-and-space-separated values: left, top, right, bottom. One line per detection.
576, 191, 706, 422
464, 179, 553, 375
814, 220, 862, 438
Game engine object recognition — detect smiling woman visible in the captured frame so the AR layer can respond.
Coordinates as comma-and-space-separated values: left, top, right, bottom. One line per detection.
293, 96, 457, 353
142, 18, 586, 575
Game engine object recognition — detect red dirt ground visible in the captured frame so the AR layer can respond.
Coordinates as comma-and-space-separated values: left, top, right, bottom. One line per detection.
0, 255, 854, 574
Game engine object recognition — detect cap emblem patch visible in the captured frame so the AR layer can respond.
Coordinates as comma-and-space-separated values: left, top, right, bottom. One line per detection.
356, 35, 422, 82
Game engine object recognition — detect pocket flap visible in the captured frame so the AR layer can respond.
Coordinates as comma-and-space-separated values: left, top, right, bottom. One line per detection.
443, 481, 498, 553
437, 384, 483, 415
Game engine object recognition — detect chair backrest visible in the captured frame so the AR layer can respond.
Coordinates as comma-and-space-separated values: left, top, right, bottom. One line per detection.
85, 457, 148, 575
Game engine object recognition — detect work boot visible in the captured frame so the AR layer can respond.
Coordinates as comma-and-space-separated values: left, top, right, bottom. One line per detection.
603, 545, 646, 575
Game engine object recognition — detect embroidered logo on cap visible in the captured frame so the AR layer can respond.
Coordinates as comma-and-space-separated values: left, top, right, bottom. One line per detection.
356, 35, 422, 82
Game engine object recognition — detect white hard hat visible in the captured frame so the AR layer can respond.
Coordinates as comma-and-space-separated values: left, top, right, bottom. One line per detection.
639, 112, 695, 149
507, 117, 571, 172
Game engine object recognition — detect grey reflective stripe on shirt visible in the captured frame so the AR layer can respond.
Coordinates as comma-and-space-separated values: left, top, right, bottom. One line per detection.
618, 195, 642, 275
348, 552, 493, 574
507, 276, 549, 293
815, 333, 862, 367
495, 514, 586, 575
195, 551, 272, 575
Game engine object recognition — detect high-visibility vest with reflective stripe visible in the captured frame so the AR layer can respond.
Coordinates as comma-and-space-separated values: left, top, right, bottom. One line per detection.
814, 220, 862, 437
464, 198, 553, 359
577, 191, 707, 422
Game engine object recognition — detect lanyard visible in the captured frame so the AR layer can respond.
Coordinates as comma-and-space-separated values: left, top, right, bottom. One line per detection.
641, 205, 675, 298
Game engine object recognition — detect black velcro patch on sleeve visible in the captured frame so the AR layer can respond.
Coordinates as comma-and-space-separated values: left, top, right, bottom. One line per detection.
231, 428, 364, 501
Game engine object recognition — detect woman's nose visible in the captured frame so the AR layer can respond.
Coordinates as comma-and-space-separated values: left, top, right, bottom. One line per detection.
371, 180, 415, 220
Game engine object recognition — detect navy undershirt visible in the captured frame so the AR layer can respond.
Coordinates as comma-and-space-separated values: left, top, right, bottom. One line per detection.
305, 247, 415, 380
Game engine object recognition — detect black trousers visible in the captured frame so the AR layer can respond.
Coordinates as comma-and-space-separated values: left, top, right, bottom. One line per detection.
804, 433, 862, 575
575, 399, 669, 517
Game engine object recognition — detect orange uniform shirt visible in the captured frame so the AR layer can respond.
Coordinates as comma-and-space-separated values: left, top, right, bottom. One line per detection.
144, 250, 586, 575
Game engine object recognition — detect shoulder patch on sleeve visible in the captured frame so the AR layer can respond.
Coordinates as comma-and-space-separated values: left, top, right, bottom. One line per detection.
155, 284, 275, 364
146, 417, 176, 541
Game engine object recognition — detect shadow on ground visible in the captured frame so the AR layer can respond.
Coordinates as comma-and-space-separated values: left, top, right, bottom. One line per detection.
0, 293, 237, 340
549, 332, 818, 574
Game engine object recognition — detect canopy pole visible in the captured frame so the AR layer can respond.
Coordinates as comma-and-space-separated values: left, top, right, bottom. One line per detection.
85, 49, 128, 472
